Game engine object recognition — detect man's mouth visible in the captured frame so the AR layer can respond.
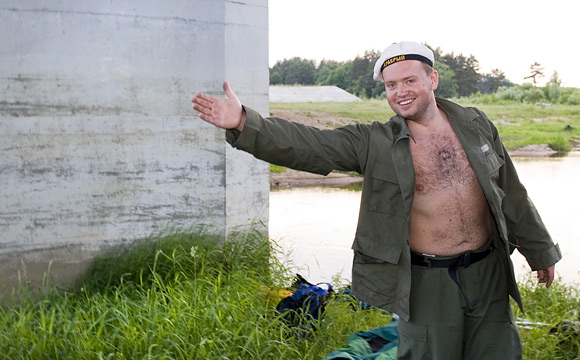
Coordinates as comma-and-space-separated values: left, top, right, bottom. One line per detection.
398, 99, 413, 106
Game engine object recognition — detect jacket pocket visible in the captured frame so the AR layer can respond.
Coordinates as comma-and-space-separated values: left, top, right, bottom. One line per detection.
353, 237, 401, 264
484, 148, 505, 200
484, 148, 504, 181
353, 249, 399, 265
352, 250, 399, 305
369, 163, 403, 215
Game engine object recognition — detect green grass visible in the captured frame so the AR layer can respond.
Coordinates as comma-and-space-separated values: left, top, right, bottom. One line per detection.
270, 100, 580, 153
270, 164, 287, 174
1, 230, 578, 359
514, 274, 580, 360
0, 231, 391, 359
494, 118, 579, 152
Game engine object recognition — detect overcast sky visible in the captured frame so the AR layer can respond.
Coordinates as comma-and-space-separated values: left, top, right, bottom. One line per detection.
269, 0, 580, 88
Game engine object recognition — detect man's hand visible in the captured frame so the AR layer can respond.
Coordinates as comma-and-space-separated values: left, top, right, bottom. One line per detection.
192, 82, 246, 131
537, 265, 555, 288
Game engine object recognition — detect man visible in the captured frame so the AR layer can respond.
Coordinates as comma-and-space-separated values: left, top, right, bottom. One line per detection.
192, 42, 561, 359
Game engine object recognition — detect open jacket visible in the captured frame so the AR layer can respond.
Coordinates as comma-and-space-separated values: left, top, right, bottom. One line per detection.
226, 98, 561, 321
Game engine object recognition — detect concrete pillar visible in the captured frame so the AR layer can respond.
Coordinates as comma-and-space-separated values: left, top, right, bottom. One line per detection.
0, 0, 269, 296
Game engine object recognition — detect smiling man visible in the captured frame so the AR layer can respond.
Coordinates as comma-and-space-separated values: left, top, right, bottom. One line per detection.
192, 41, 561, 359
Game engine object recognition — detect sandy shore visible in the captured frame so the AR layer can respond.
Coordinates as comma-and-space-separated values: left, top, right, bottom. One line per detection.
270, 169, 363, 188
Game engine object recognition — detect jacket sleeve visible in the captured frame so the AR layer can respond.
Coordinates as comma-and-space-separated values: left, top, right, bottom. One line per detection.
492, 123, 562, 271
225, 106, 371, 175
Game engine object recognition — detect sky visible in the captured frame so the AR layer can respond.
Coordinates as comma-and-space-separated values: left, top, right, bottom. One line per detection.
268, 0, 580, 88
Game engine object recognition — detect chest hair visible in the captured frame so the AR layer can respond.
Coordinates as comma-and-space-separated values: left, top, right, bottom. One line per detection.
411, 131, 476, 192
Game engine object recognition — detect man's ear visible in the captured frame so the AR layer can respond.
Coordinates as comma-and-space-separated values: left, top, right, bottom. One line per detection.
431, 69, 439, 91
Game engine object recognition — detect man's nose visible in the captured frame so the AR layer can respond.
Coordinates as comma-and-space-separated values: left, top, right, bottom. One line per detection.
397, 84, 410, 96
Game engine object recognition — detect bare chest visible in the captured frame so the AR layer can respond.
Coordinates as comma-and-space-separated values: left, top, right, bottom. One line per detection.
410, 129, 477, 192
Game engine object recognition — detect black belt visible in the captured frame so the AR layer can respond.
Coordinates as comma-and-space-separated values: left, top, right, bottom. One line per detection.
411, 245, 494, 310
411, 246, 493, 269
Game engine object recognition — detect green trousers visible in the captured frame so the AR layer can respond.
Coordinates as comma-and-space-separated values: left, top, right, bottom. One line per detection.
397, 247, 522, 360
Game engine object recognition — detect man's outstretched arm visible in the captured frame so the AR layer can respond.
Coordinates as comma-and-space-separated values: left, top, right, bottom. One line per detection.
191, 82, 246, 131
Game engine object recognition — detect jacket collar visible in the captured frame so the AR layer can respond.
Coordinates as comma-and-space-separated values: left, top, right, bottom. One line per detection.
436, 97, 481, 152
390, 115, 415, 144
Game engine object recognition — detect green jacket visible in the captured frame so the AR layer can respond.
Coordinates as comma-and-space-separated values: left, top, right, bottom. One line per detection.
226, 98, 561, 321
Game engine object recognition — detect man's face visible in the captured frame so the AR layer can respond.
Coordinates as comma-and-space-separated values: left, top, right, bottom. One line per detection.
382, 60, 438, 121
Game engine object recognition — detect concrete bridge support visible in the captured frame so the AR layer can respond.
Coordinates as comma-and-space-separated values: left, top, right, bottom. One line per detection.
0, 0, 269, 296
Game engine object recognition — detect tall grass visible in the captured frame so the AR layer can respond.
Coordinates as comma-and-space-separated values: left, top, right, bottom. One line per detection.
0, 231, 391, 359
514, 274, 580, 360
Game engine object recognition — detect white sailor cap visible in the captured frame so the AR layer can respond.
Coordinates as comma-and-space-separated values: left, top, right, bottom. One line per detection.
373, 41, 435, 82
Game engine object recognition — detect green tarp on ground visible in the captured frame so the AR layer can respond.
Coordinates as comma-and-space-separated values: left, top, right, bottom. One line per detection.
324, 320, 398, 360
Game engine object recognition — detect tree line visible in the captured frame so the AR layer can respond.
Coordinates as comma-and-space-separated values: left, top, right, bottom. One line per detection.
270, 44, 580, 105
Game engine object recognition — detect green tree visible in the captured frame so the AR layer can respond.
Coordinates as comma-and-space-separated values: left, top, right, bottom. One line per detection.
316, 61, 352, 90
348, 50, 381, 98
430, 45, 480, 97
371, 82, 386, 98
270, 57, 316, 85
434, 62, 458, 98
441, 53, 480, 96
315, 59, 342, 84
270, 71, 282, 85
479, 69, 513, 94
547, 70, 562, 86
543, 70, 562, 103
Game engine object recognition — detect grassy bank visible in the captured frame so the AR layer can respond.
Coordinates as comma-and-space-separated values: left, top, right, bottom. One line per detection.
270, 100, 580, 152
1, 231, 578, 359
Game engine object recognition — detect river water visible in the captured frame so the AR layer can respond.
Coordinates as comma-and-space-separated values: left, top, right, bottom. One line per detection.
269, 152, 580, 286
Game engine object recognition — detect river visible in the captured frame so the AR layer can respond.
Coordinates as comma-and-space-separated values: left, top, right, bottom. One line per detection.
269, 152, 580, 286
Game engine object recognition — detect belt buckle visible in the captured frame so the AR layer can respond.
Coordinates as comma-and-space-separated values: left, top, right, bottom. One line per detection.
422, 253, 435, 268
462, 252, 473, 267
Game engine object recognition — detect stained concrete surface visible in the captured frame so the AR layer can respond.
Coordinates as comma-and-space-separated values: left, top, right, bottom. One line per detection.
0, 0, 270, 298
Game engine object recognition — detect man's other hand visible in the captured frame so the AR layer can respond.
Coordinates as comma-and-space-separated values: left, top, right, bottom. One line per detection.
537, 265, 555, 288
